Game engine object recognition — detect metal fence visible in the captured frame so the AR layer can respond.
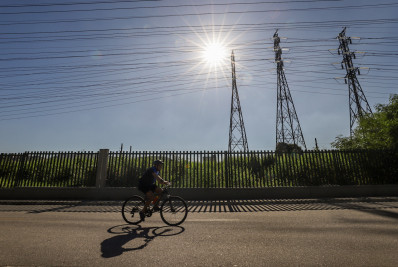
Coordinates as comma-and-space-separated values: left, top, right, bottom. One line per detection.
1, 150, 397, 188
0, 151, 98, 188
106, 150, 398, 188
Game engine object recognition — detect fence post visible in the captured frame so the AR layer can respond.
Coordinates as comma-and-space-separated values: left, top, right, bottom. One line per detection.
224, 151, 229, 188
96, 149, 109, 188
14, 152, 28, 187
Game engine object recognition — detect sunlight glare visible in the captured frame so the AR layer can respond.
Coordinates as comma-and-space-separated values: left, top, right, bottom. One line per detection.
203, 42, 227, 66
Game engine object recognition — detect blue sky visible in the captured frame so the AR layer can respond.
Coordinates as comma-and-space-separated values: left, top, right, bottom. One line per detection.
0, 0, 397, 153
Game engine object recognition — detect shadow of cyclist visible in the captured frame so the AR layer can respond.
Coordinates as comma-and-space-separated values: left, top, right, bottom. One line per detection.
101, 224, 185, 258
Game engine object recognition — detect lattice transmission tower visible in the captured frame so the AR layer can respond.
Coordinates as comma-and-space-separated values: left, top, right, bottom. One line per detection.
337, 27, 372, 135
273, 30, 306, 149
228, 50, 249, 152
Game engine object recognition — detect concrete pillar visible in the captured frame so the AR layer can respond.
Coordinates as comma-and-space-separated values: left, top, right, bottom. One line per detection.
96, 149, 109, 188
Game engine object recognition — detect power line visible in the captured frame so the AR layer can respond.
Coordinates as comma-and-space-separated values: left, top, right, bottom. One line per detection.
2, 18, 397, 36
0, 89, 206, 121
1, 10, 396, 122
0, 0, 340, 9
0, 0, 346, 15
1, 3, 397, 26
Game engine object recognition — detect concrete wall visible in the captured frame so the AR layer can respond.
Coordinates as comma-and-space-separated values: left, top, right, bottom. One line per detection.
1, 185, 397, 200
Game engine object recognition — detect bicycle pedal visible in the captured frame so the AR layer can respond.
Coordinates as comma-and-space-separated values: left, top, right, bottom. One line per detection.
145, 210, 152, 217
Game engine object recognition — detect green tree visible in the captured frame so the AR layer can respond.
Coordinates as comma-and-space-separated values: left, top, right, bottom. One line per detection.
332, 94, 398, 150
275, 142, 304, 154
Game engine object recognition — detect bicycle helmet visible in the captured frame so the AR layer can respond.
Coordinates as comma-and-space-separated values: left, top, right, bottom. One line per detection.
153, 159, 164, 165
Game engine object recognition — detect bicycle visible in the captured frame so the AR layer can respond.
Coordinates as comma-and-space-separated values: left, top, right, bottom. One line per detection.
122, 184, 188, 226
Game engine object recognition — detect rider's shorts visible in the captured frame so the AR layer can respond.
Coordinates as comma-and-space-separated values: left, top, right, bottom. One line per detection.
138, 183, 157, 194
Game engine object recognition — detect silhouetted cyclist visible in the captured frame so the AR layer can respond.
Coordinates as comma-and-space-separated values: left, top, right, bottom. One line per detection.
138, 160, 170, 221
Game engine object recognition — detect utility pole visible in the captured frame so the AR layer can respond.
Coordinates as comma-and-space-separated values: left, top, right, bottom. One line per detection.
337, 27, 372, 136
273, 30, 306, 149
228, 50, 249, 152
315, 138, 319, 150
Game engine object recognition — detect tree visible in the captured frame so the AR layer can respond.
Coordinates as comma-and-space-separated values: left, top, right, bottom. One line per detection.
275, 142, 304, 154
332, 94, 398, 150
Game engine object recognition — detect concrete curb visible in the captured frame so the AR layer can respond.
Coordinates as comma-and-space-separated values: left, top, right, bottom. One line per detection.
0, 185, 397, 200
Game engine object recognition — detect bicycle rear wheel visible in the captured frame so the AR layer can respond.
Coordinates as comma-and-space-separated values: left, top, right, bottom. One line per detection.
122, 195, 145, 224
160, 196, 188, 226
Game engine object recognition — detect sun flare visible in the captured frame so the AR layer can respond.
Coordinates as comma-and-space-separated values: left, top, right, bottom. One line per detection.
178, 20, 246, 88
202, 42, 227, 66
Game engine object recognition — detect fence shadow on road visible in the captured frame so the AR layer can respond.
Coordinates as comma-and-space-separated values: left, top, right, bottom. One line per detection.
101, 224, 184, 258
1, 198, 398, 219
187, 198, 398, 220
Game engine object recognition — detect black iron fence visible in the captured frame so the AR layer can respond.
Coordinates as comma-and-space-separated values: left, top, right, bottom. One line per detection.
0, 151, 97, 188
106, 150, 398, 188
1, 150, 397, 188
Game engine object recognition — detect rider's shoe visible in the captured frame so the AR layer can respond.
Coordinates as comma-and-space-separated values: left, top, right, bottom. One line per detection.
139, 211, 145, 221
153, 206, 161, 212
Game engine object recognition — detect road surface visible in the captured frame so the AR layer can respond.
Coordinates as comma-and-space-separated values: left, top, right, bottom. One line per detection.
0, 198, 397, 266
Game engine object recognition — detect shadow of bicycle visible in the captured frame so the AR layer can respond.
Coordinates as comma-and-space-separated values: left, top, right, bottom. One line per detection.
101, 224, 185, 258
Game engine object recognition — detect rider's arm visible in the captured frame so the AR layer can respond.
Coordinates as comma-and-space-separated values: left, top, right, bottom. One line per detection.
152, 172, 169, 185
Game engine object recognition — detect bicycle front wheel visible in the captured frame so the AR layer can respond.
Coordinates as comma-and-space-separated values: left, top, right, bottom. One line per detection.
122, 195, 145, 224
160, 196, 188, 226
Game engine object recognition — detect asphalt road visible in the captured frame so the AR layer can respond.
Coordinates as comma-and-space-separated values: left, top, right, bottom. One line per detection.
0, 198, 397, 266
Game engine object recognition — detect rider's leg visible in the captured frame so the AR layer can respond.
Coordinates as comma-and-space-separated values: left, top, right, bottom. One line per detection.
153, 187, 163, 209
142, 190, 154, 213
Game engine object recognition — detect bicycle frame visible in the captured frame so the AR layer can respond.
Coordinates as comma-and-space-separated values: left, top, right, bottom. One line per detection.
144, 185, 171, 215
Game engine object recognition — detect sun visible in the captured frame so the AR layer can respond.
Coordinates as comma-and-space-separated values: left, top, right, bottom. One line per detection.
175, 18, 248, 89
202, 42, 228, 66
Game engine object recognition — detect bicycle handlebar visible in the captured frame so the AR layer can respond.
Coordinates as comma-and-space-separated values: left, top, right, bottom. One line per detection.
162, 183, 172, 189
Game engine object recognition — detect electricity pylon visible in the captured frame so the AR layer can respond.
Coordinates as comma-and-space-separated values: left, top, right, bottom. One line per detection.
337, 27, 372, 136
273, 30, 306, 149
228, 50, 249, 152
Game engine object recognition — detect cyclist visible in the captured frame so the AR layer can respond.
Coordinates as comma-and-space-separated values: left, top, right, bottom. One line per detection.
138, 159, 170, 221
